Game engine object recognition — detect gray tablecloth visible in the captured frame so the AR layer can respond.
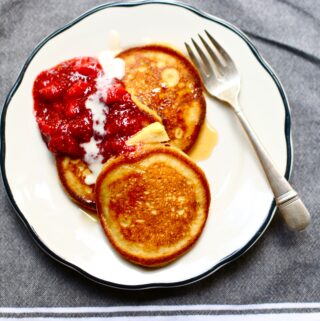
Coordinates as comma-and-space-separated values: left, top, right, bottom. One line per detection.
0, 0, 319, 318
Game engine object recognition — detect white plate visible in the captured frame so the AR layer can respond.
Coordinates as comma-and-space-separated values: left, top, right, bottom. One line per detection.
1, 1, 292, 289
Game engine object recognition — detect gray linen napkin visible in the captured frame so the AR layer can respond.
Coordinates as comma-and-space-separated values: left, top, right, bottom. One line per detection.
0, 0, 319, 318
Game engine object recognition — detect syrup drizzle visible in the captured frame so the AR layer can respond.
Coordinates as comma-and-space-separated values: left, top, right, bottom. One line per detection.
189, 121, 218, 161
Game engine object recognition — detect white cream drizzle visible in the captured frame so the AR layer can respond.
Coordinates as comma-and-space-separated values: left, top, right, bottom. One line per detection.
80, 30, 125, 185
98, 52, 125, 80
85, 93, 108, 137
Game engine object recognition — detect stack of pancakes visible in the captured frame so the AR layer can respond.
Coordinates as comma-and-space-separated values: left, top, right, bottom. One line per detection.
58, 45, 210, 267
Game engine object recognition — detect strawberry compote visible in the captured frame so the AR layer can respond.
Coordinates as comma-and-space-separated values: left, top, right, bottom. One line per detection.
33, 57, 155, 163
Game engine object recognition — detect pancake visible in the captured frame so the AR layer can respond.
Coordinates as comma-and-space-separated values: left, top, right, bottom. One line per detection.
95, 144, 210, 267
56, 156, 96, 212
56, 121, 169, 213
117, 45, 206, 152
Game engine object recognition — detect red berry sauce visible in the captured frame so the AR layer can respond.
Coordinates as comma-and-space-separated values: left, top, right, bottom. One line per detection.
33, 57, 155, 162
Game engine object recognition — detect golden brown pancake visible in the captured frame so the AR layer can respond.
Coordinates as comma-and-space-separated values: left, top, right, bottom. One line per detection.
56, 121, 167, 213
117, 45, 206, 152
95, 144, 210, 267
56, 156, 96, 212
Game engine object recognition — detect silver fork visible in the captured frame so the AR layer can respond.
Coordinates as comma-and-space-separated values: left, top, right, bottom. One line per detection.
185, 31, 310, 231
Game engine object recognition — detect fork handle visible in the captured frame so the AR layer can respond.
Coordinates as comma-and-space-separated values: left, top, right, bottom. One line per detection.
235, 109, 310, 231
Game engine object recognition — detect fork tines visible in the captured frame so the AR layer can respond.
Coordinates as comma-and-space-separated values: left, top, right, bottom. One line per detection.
185, 30, 235, 80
